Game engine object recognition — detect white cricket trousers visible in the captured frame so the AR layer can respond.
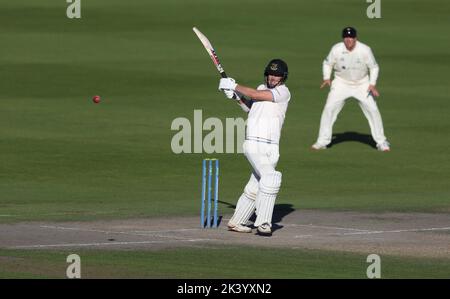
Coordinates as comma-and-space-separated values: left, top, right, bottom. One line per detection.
316, 79, 387, 146
229, 140, 282, 228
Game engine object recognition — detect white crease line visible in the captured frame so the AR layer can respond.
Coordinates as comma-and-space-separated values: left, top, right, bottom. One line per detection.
286, 224, 371, 232
1, 212, 116, 217
131, 228, 201, 234
40, 225, 203, 237
295, 226, 450, 239
40, 225, 152, 237
294, 235, 314, 238
9, 238, 217, 249
341, 227, 450, 236
39, 225, 209, 242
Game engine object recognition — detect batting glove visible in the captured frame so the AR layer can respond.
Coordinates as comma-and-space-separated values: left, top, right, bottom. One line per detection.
219, 78, 237, 91
223, 89, 241, 100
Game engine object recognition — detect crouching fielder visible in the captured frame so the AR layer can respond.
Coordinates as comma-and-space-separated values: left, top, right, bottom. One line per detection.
312, 27, 390, 152
218, 59, 291, 237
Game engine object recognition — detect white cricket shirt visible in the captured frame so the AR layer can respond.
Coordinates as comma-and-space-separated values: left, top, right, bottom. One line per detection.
246, 84, 291, 144
323, 41, 379, 85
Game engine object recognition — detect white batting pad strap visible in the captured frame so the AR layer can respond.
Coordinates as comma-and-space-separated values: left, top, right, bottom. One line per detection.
259, 171, 282, 195
229, 194, 256, 226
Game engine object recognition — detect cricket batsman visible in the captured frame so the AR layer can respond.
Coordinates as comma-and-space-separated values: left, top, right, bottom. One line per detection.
311, 27, 391, 151
218, 59, 291, 237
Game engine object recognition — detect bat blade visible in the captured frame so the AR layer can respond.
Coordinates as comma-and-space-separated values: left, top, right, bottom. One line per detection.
193, 26, 240, 102
193, 27, 226, 76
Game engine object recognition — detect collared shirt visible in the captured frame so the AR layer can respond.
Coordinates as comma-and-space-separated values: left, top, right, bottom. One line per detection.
323, 41, 379, 85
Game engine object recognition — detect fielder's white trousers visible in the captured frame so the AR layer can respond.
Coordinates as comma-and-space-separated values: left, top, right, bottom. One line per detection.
315, 79, 387, 146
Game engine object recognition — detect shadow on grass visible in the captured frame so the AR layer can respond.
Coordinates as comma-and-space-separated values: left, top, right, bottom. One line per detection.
329, 131, 377, 149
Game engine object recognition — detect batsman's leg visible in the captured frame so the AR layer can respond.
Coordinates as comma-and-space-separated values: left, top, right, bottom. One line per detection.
254, 171, 282, 233
228, 173, 259, 233
243, 141, 281, 236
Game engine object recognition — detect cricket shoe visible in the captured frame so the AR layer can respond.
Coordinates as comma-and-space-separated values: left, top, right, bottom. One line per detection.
376, 141, 391, 152
311, 142, 327, 150
256, 223, 272, 237
227, 222, 252, 233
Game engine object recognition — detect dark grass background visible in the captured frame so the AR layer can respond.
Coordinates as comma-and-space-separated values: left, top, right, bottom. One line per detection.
0, 0, 448, 278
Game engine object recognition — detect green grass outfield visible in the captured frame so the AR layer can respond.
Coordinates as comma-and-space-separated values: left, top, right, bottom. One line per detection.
0, 0, 449, 278
0, 248, 449, 279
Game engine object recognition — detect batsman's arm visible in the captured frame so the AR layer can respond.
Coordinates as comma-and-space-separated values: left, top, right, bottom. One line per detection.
235, 85, 273, 102
221, 86, 252, 112
232, 91, 252, 113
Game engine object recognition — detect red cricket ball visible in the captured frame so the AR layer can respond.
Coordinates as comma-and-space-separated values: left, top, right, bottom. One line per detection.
92, 95, 101, 104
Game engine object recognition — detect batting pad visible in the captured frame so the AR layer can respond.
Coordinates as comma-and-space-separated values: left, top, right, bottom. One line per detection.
243, 174, 259, 200
229, 194, 256, 226
254, 171, 282, 227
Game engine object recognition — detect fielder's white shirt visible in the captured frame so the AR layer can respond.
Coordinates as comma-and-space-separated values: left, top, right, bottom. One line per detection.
323, 41, 379, 85
246, 84, 291, 144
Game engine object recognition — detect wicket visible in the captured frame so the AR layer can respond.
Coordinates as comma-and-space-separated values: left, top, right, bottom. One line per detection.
200, 158, 219, 228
